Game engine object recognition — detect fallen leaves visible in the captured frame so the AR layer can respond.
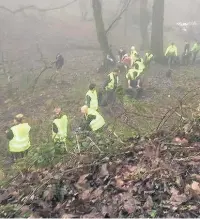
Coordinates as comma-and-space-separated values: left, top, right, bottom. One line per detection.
1, 133, 200, 218
190, 181, 200, 195
169, 188, 188, 206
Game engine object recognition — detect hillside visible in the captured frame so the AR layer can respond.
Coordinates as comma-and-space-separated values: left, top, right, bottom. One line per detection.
0, 6, 200, 218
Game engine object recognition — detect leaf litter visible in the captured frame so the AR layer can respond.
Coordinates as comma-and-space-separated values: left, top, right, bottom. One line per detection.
1, 126, 200, 218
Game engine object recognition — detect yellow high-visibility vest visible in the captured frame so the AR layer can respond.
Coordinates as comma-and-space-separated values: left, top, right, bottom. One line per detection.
106, 72, 119, 90
165, 45, 178, 56
135, 59, 145, 75
86, 108, 105, 131
145, 53, 153, 62
191, 43, 200, 52
52, 115, 68, 143
86, 90, 98, 110
9, 123, 31, 152
131, 50, 138, 65
126, 68, 139, 80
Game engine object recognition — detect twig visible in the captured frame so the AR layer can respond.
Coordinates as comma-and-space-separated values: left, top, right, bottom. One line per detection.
0, 0, 78, 14
106, 0, 137, 33
87, 136, 102, 152
75, 133, 81, 153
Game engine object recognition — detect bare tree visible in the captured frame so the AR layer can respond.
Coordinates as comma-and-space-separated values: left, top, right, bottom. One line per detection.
140, 0, 150, 50
92, 0, 110, 56
151, 0, 164, 60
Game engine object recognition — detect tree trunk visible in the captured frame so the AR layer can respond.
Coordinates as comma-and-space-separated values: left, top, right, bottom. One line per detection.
151, 0, 164, 60
140, 0, 149, 50
92, 0, 110, 57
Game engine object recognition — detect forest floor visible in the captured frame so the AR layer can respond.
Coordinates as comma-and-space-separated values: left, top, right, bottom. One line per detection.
0, 12, 200, 218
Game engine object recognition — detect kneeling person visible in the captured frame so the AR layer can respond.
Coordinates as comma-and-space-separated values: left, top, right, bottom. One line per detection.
6, 114, 31, 160
81, 105, 105, 132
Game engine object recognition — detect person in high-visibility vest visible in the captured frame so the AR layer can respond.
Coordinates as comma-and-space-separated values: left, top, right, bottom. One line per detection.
144, 51, 153, 68
103, 68, 120, 106
104, 68, 119, 91
191, 40, 200, 64
165, 42, 178, 68
126, 63, 140, 89
6, 114, 31, 160
81, 105, 105, 132
130, 46, 138, 66
52, 107, 68, 145
85, 83, 98, 111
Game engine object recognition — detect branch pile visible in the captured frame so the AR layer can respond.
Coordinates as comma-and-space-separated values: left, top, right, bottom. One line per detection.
1, 128, 200, 217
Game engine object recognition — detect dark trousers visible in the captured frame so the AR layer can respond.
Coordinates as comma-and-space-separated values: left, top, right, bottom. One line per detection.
11, 150, 28, 161
192, 51, 199, 64
167, 55, 176, 68
100, 89, 116, 106
182, 53, 190, 65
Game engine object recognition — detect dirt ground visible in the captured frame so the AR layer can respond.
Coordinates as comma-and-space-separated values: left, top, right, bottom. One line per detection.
0, 11, 200, 159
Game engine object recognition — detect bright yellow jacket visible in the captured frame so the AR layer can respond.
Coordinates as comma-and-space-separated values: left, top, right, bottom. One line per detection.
105, 72, 119, 90
126, 68, 139, 80
86, 90, 98, 110
52, 115, 68, 143
145, 53, 153, 62
130, 50, 138, 66
86, 108, 105, 131
9, 123, 31, 152
165, 45, 178, 56
191, 43, 200, 52
135, 59, 145, 75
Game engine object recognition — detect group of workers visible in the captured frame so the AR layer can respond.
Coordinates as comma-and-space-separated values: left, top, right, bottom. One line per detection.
6, 85, 105, 160
165, 40, 200, 67
6, 40, 200, 161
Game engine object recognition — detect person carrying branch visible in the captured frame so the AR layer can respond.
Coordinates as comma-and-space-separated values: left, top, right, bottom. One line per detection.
6, 114, 31, 161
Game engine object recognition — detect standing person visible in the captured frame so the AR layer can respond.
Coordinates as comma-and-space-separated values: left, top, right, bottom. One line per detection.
118, 48, 126, 62
80, 105, 105, 132
51, 53, 65, 83
102, 68, 119, 105
85, 83, 98, 111
52, 107, 68, 147
144, 51, 153, 69
182, 41, 190, 65
6, 114, 31, 161
125, 64, 141, 98
126, 64, 140, 89
121, 54, 132, 71
191, 40, 200, 64
165, 42, 178, 68
130, 46, 138, 66
55, 53, 64, 72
